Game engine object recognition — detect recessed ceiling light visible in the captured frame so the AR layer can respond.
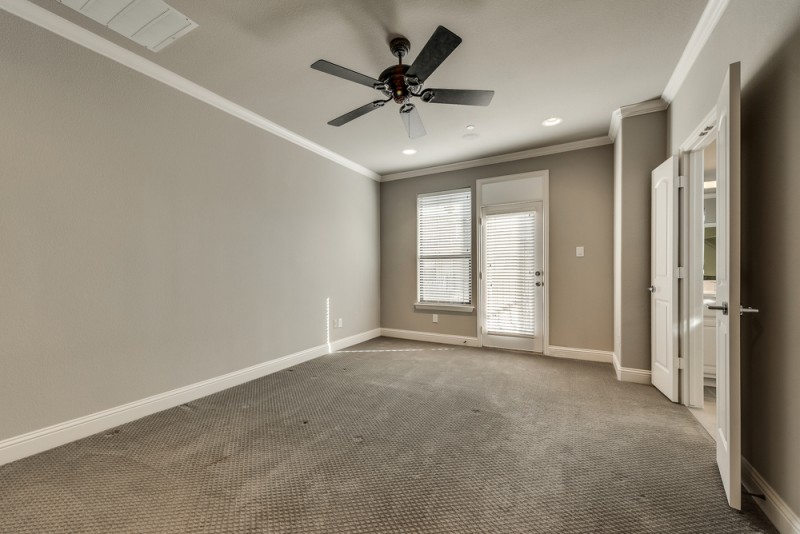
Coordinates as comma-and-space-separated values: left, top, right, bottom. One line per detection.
542, 117, 563, 127
466, 124, 476, 130
402, 148, 417, 155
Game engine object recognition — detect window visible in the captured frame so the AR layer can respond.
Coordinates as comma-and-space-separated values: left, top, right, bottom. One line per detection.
484, 209, 537, 336
416, 188, 473, 310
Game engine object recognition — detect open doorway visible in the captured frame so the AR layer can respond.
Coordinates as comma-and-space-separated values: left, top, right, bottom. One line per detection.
688, 139, 718, 438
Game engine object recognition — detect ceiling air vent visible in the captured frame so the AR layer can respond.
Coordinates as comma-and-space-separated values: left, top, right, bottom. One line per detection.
57, 0, 198, 52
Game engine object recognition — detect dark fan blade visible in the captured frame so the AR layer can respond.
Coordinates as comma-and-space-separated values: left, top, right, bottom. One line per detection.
422, 88, 494, 106
406, 26, 462, 82
311, 60, 380, 88
400, 103, 426, 139
328, 100, 386, 127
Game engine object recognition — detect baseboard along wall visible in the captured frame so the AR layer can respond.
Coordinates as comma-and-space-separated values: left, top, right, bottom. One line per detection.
742, 458, 800, 534
612, 353, 652, 384
380, 328, 480, 347
546, 345, 613, 364
0, 328, 381, 467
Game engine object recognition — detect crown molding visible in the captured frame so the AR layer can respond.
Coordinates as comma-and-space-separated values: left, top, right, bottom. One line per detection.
609, 0, 729, 139
0, 0, 381, 181
380, 136, 612, 182
662, 0, 730, 103
607, 98, 669, 141
608, 109, 623, 141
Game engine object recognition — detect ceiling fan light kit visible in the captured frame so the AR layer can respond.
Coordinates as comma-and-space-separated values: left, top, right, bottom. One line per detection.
311, 26, 495, 139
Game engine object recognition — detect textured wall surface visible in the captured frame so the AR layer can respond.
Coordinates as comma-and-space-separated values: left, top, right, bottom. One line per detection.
0, 13, 380, 440
615, 111, 667, 371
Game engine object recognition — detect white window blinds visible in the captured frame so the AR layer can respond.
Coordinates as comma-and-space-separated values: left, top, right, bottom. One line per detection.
417, 189, 472, 304
484, 210, 536, 336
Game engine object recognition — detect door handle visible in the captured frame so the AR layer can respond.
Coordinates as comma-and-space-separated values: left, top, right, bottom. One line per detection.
647, 286, 655, 294
740, 306, 759, 316
707, 302, 729, 315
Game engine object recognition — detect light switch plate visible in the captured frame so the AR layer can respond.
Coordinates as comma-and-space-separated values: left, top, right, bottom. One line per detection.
576, 246, 585, 257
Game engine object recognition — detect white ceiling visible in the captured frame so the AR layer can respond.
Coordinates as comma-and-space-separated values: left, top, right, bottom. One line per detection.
31, 0, 708, 176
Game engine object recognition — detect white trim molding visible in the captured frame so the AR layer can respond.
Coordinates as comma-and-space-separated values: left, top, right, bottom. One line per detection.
546, 346, 613, 364
381, 137, 611, 182
608, 98, 669, 141
413, 302, 475, 313
612, 353, 653, 384
0, 0, 380, 181
381, 328, 480, 347
742, 458, 800, 534
0, 328, 381, 466
662, 0, 731, 103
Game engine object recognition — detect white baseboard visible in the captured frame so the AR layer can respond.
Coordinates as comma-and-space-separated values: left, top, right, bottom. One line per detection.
612, 353, 652, 384
380, 328, 479, 347
742, 458, 800, 534
331, 328, 382, 352
546, 345, 613, 364
0, 328, 381, 467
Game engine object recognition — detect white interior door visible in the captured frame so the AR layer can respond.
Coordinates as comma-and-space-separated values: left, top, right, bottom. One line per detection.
709, 63, 742, 510
481, 202, 543, 352
651, 156, 679, 402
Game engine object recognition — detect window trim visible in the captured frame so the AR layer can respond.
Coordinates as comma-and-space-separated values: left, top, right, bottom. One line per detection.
415, 187, 474, 312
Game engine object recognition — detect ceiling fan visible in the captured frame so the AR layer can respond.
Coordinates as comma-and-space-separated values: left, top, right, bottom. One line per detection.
311, 26, 494, 139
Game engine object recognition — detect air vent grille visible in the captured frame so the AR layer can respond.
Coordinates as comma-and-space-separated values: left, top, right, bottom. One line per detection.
57, 0, 197, 52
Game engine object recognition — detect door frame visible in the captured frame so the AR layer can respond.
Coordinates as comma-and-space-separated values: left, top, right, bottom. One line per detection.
475, 171, 549, 353
679, 108, 718, 408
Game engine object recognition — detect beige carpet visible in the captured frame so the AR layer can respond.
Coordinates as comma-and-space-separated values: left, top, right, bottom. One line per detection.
0, 337, 774, 532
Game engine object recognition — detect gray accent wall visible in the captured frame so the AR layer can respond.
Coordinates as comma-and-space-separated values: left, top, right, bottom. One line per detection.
381, 145, 614, 352
0, 14, 380, 441
669, 1, 800, 518
613, 111, 668, 371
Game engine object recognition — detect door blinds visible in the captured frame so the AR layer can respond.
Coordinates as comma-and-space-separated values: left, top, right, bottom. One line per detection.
485, 210, 536, 336
417, 189, 472, 304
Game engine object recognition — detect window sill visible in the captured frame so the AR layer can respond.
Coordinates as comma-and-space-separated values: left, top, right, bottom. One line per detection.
414, 302, 475, 313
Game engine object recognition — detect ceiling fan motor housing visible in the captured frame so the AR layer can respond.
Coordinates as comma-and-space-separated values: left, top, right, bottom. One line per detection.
379, 64, 412, 103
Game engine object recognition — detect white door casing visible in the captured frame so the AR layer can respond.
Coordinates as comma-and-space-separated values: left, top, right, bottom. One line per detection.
651, 156, 680, 402
710, 63, 742, 510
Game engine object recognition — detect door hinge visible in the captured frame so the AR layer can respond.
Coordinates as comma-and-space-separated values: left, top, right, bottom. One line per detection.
674, 267, 686, 279
677, 357, 686, 370
676, 175, 687, 188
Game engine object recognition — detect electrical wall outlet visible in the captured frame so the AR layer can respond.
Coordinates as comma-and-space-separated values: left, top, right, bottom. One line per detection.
576, 246, 585, 257
432, 314, 439, 323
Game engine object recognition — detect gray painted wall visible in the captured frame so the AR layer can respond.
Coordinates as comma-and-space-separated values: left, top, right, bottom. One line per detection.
0, 14, 380, 441
381, 145, 614, 352
668, 0, 800, 517
614, 111, 668, 371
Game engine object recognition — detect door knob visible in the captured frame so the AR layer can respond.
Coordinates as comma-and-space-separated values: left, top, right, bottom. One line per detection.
535, 271, 542, 277
647, 286, 655, 293
535, 281, 544, 287
707, 302, 729, 315
740, 306, 759, 316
